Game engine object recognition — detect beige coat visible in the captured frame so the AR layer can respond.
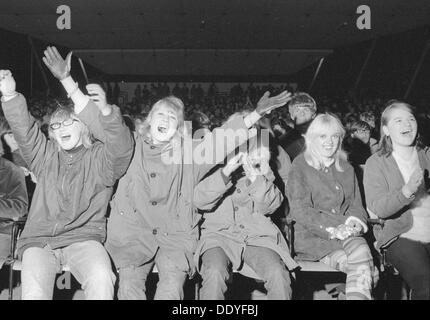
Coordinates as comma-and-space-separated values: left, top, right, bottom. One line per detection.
193, 168, 298, 272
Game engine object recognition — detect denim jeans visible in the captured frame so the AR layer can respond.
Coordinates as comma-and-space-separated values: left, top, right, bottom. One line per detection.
21, 240, 115, 300
200, 246, 292, 300
118, 248, 188, 300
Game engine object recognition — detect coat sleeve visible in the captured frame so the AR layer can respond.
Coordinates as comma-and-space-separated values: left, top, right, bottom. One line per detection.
363, 155, 412, 219
1, 94, 55, 178
0, 160, 28, 219
78, 100, 134, 186
286, 162, 347, 239
247, 169, 284, 216
194, 169, 233, 211
344, 170, 369, 231
194, 116, 250, 182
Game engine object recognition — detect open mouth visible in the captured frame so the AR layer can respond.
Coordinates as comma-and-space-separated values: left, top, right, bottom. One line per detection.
157, 125, 167, 133
61, 134, 71, 142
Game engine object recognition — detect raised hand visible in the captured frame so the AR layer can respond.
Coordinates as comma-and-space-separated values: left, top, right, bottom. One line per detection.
42, 46, 72, 80
242, 153, 262, 182
403, 167, 424, 198
0, 70, 17, 97
86, 84, 111, 115
255, 90, 292, 116
222, 152, 244, 177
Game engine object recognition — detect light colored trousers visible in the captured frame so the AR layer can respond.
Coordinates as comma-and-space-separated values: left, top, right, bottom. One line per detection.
118, 248, 189, 300
200, 246, 292, 300
21, 240, 115, 300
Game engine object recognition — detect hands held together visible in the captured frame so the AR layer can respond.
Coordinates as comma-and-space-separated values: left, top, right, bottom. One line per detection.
326, 219, 364, 241
222, 152, 269, 183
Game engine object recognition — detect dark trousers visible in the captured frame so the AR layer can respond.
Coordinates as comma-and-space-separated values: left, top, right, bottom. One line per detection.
386, 237, 430, 300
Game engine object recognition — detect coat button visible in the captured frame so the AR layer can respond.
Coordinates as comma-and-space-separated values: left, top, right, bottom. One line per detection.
234, 206, 239, 211
150, 173, 156, 178
151, 201, 157, 206
335, 186, 339, 190
239, 224, 245, 229
331, 209, 336, 214
152, 229, 157, 235
120, 211, 124, 215
237, 189, 241, 193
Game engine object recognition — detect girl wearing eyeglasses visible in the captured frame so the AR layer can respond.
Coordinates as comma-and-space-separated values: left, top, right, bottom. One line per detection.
0, 46, 133, 300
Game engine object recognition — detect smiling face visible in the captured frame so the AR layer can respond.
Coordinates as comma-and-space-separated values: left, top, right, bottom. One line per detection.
314, 126, 342, 159
383, 107, 417, 148
50, 116, 84, 151
149, 104, 179, 144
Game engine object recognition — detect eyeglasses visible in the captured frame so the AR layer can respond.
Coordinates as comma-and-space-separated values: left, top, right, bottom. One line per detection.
49, 118, 78, 130
355, 129, 370, 134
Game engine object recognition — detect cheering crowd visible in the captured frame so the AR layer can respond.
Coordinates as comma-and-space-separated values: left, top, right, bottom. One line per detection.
1, 46, 430, 300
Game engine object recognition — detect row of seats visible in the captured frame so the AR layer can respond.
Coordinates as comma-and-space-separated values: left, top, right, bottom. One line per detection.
0, 216, 404, 300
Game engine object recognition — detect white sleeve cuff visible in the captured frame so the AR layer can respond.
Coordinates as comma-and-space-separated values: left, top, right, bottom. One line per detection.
345, 216, 368, 233
60, 76, 90, 114
243, 110, 261, 129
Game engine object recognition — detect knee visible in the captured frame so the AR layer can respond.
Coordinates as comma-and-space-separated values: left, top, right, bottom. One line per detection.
201, 261, 230, 282
85, 266, 115, 288
264, 263, 290, 284
345, 238, 372, 261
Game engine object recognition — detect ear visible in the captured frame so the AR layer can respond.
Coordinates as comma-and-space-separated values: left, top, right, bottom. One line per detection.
382, 125, 390, 137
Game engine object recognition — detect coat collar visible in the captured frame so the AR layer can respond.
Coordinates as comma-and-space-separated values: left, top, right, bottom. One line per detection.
59, 144, 86, 164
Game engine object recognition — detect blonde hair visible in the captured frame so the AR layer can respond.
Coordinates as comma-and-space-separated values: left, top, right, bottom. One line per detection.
303, 113, 347, 171
141, 96, 188, 145
48, 106, 93, 149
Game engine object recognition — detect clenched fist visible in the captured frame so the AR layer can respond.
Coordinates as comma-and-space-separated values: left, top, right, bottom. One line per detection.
0, 70, 17, 98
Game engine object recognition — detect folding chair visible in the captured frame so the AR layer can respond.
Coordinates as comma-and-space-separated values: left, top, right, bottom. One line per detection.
285, 219, 348, 299
1, 216, 26, 300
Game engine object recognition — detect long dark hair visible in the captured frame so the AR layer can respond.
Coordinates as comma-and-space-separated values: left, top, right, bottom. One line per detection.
377, 100, 425, 157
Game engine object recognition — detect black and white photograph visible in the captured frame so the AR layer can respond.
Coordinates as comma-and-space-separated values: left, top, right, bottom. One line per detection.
0, 0, 430, 307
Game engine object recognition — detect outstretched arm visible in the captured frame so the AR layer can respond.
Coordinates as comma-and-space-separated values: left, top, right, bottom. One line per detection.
42, 46, 108, 142
195, 91, 293, 181
0, 70, 54, 177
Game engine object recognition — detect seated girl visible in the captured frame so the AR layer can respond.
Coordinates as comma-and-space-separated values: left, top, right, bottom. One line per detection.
364, 100, 430, 300
287, 113, 377, 300
193, 132, 297, 300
